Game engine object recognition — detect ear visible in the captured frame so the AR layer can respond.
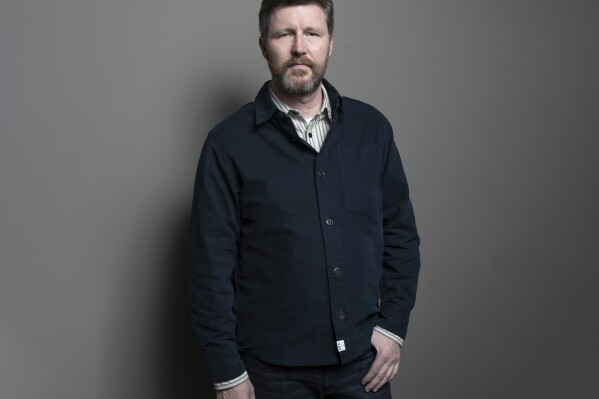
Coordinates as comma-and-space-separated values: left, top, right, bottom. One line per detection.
328, 35, 334, 56
259, 36, 267, 59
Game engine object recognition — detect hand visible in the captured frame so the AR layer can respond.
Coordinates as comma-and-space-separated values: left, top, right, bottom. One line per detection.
361, 330, 401, 393
215, 379, 255, 399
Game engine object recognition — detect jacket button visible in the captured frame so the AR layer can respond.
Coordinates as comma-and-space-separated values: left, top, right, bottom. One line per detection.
326, 218, 334, 226
338, 311, 346, 320
333, 267, 341, 276
318, 171, 326, 178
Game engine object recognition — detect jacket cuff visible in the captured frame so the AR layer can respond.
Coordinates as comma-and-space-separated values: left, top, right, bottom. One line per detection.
214, 371, 249, 391
374, 326, 404, 347
376, 308, 411, 341
203, 346, 246, 386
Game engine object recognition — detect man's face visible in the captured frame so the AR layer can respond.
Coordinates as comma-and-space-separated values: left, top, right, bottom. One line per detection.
260, 4, 333, 96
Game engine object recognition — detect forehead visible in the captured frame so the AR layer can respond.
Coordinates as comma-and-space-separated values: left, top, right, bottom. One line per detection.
269, 4, 328, 30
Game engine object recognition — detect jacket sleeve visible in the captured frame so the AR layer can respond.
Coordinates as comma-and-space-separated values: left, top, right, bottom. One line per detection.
188, 134, 245, 384
376, 119, 421, 341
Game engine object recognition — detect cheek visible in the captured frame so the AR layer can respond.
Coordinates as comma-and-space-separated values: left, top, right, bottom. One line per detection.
268, 42, 289, 55
267, 48, 288, 63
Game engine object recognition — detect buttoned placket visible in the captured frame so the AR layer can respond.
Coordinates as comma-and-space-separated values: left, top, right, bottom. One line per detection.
281, 109, 355, 359
312, 126, 354, 361
270, 85, 360, 360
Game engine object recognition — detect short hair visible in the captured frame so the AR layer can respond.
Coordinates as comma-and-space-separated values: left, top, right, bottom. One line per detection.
259, 0, 334, 38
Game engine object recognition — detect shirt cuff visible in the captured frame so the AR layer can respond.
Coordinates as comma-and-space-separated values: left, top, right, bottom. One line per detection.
213, 371, 249, 391
374, 326, 404, 347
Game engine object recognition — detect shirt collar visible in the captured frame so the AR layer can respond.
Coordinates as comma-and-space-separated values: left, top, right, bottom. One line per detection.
268, 84, 332, 122
255, 79, 343, 125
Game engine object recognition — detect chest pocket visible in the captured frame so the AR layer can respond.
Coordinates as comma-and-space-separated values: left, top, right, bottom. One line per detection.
337, 145, 383, 211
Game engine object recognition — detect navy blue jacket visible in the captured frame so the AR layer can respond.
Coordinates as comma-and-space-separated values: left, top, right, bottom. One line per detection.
188, 80, 420, 384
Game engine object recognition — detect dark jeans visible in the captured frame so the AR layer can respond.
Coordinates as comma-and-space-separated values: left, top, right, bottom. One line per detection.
240, 348, 392, 399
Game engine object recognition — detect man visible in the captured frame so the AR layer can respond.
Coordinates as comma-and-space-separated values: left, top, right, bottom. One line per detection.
188, 1, 420, 398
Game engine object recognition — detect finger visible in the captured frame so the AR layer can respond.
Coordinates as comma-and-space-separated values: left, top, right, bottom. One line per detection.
391, 363, 399, 378
372, 377, 388, 392
373, 363, 397, 392
378, 361, 402, 392
387, 362, 398, 380
364, 362, 392, 392
365, 373, 384, 393
361, 353, 386, 385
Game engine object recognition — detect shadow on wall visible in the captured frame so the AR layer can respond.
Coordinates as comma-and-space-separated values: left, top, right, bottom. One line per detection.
152, 79, 254, 398
154, 212, 213, 399
102, 76, 254, 399
191, 75, 257, 133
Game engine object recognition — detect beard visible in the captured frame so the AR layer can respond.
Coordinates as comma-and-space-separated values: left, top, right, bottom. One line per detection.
267, 55, 329, 96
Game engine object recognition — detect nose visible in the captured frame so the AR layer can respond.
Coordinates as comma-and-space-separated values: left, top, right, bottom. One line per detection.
292, 35, 307, 55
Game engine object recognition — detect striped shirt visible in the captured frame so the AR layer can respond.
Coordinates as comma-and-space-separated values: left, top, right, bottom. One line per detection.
268, 84, 332, 152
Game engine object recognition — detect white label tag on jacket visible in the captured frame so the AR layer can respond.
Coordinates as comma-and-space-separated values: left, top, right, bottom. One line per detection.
336, 340, 346, 352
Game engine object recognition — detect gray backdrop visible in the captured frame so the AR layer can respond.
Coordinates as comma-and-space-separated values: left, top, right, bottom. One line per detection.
1, 1, 597, 398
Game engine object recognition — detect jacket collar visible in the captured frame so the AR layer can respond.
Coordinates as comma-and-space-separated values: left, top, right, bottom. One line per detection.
255, 78, 343, 125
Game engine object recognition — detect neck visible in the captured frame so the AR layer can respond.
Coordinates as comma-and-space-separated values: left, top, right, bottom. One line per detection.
270, 82, 323, 119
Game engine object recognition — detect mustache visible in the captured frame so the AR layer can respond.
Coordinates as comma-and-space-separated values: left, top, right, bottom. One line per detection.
284, 57, 314, 69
